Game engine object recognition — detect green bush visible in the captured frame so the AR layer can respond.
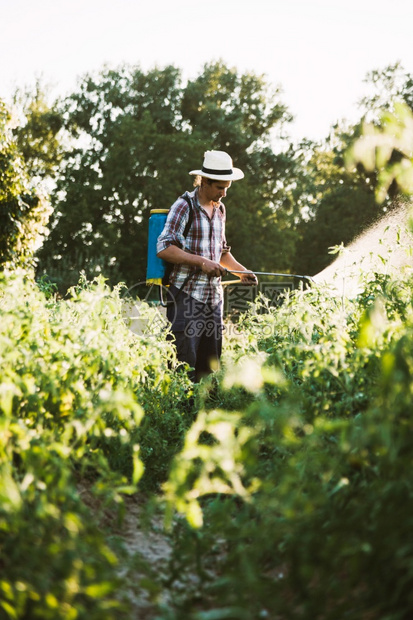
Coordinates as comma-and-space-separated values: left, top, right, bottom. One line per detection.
2, 249, 413, 619
0, 272, 191, 618
161, 265, 413, 619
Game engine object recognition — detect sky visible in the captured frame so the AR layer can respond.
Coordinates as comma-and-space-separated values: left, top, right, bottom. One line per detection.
2, 0, 413, 142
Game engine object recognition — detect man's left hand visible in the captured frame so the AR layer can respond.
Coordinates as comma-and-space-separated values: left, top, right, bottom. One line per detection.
240, 271, 258, 285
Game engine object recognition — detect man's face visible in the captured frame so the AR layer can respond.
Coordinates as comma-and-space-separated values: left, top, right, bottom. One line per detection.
204, 180, 232, 203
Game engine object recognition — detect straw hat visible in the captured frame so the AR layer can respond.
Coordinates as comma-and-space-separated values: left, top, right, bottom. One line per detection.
189, 150, 244, 181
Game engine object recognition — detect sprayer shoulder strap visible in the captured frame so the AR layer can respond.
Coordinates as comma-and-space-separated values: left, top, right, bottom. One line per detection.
160, 193, 193, 289
181, 192, 193, 239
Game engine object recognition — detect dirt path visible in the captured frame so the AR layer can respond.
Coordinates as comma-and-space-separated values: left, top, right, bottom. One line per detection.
114, 494, 172, 618
78, 484, 172, 618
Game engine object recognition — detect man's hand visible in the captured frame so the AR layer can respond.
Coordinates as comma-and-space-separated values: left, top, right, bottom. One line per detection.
219, 252, 258, 285
201, 259, 226, 278
239, 270, 258, 285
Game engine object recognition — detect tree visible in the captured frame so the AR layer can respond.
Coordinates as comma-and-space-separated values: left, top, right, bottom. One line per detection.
181, 61, 296, 272
37, 62, 296, 292
348, 100, 413, 203
288, 63, 413, 277
290, 133, 381, 276
0, 99, 51, 272
358, 62, 413, 119
12, 80, 64, 184
37, 65, 193, 292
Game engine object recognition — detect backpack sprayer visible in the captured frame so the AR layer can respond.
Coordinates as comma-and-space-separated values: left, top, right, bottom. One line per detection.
146, 209, 169, 286
145, 208, 314, 301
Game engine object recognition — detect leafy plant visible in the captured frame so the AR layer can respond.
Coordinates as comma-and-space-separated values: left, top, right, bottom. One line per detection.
0, 272, 191, 618
161, 260, 413, 619
0, 100, 52, 272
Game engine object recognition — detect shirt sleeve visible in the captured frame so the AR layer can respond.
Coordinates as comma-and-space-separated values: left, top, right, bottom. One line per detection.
220, 203, 231, 254
156, 198, 190, 254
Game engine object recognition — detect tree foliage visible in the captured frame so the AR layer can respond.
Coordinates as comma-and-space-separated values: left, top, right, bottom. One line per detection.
10, 61, 413, 289
348, 100, 413, 203
289, 63, 413, 276
36, 62, 294, 292
12, 81, 64, 183
0, 99, 51, 272
358, 61, 413, 119
293, 142, 380, 275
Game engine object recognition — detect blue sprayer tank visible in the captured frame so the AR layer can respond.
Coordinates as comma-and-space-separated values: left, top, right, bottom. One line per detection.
146, 209, 169, 285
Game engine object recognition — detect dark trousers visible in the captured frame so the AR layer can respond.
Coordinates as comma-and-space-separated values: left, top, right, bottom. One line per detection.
166, 285, 223, 382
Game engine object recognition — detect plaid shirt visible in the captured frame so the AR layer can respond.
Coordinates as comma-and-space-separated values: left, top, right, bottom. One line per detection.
156, 188, 231, 306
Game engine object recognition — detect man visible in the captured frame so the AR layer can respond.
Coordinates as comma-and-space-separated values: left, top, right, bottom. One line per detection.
157, 150, 257, 382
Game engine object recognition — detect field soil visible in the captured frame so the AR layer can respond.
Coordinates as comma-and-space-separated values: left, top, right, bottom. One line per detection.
78, 483, 172, 618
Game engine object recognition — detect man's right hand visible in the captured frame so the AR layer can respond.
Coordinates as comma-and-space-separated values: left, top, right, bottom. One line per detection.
201, 259, 226, 278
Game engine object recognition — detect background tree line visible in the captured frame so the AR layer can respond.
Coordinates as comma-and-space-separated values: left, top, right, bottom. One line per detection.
2, 60, 412, 293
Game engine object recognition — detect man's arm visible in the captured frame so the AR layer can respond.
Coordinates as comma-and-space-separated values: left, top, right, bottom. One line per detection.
157, 245, 225, 278
220, 252, 258, 285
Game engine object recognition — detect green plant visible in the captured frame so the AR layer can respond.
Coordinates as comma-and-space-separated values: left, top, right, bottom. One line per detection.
161, 264, 413, 619
0, 272, 191, 618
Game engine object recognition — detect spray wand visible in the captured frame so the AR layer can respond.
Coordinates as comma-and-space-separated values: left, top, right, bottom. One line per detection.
224, 270, 314, 284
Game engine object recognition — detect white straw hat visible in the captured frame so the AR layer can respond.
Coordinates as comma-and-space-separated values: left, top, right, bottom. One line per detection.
189, 150, 244, 181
